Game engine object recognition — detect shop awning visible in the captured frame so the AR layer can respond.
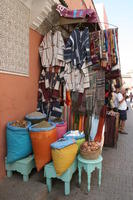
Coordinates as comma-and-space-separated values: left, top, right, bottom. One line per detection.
56, 4, 98, 23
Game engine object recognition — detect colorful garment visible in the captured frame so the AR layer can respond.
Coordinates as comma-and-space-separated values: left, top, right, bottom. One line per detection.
63, 62, 90, 93
37, 67, 63, 117
64, 27, 92, 69
90, 31, 101, 65
39, 31, 65, 67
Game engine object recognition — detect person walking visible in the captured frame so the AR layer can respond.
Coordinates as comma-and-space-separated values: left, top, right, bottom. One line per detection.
116, 85, 128, 134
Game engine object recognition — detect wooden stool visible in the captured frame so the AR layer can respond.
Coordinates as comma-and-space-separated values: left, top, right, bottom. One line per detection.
78, 155, 103, 191
44, 159, 77, 195
5, 155, 35, 182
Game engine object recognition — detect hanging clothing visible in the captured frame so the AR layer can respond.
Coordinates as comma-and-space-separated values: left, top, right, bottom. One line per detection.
102, 29, 119, 70
95, 70, 105, 116
64, 27, 92, 69
63, 62, 90, 93
39, 31, 65, 68
96, 70, 105, 101
37, 67, 63, 117
90, 31, 101, 66
49, 101, 63, 119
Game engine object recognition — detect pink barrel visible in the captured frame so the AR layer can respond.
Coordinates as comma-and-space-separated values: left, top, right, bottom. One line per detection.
56, 121, 67, 139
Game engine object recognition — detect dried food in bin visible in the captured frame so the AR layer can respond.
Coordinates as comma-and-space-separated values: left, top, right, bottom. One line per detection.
26, 111, 45, 117
80, 141, 101, 160
11, 120, 28, 128
33, 120, 51, 128
80, 141, 100, 152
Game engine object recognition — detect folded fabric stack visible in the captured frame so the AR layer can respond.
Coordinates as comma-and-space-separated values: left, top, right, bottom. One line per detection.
63, 130, 85, 140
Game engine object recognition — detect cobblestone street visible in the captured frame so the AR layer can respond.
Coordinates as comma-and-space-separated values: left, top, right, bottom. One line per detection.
47, 103, 133, 200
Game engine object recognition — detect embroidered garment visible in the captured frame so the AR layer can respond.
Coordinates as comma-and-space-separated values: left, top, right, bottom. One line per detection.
63, 63, 90, 93
102, 29, 119, 69
39, 31, 65, 67
90, 31, 101, 65
64, 27, 92, 69
37, 67, 63, 117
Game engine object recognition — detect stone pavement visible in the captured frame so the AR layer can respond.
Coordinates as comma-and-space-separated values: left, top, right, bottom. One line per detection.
0, 169, 48, 200
0, 104, 133, 200
46, 103, 133, 200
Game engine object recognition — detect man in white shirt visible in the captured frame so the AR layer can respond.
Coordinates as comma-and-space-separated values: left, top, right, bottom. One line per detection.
116, 85, 128, 134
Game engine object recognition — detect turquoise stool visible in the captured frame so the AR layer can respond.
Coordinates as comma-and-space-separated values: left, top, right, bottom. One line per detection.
44, 159, 77, 195
78, 155, 103, 191
5, 155, 35, 182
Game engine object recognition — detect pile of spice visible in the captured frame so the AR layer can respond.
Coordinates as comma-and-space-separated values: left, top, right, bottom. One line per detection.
11, 120, 28, 128
80, 141, 100, 152
34, 120, 51, 128
26, 111, 45, 118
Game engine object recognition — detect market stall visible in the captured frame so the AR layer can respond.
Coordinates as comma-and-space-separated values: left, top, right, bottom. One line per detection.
5, 2, 121, 195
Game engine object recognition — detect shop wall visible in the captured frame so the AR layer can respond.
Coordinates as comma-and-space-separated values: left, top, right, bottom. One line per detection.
0, 29, 43, 179
83, 0, 95, 9
103, 5, 109, 29
65, 0, 86, 9
65, 0, 95, 10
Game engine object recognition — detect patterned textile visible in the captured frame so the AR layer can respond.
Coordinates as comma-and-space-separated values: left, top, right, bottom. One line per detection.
64, 27, 92, 69
63, 63, 90, 93
95, 100, 105, 117
39, 31, 65, 67
37, 67, 63, 117
50, 101, 63, 119
90, 31, 101, 65
56, 5, 98, 22
95, 70, 105, 116
105, 69, 121, 80
102, 29, 119, 69
84, 69, 97, 115
96, 70, 105, 101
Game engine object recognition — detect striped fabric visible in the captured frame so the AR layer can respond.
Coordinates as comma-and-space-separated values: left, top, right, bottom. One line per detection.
39, 31, 65, 67
64, 27, 92, 69
56, 5, 98, 22
63, 63, 90, 93
95, 70, 105, 116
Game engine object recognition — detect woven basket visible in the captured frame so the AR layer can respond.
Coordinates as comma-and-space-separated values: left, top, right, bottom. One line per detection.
80, 147, 101, 160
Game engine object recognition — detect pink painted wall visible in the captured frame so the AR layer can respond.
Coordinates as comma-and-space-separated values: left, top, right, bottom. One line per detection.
83, 0, 95, 9
65, 0, 95, 10
0, 29, 43, 179
103, 5, 109, 29
65, 0, 86, 9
